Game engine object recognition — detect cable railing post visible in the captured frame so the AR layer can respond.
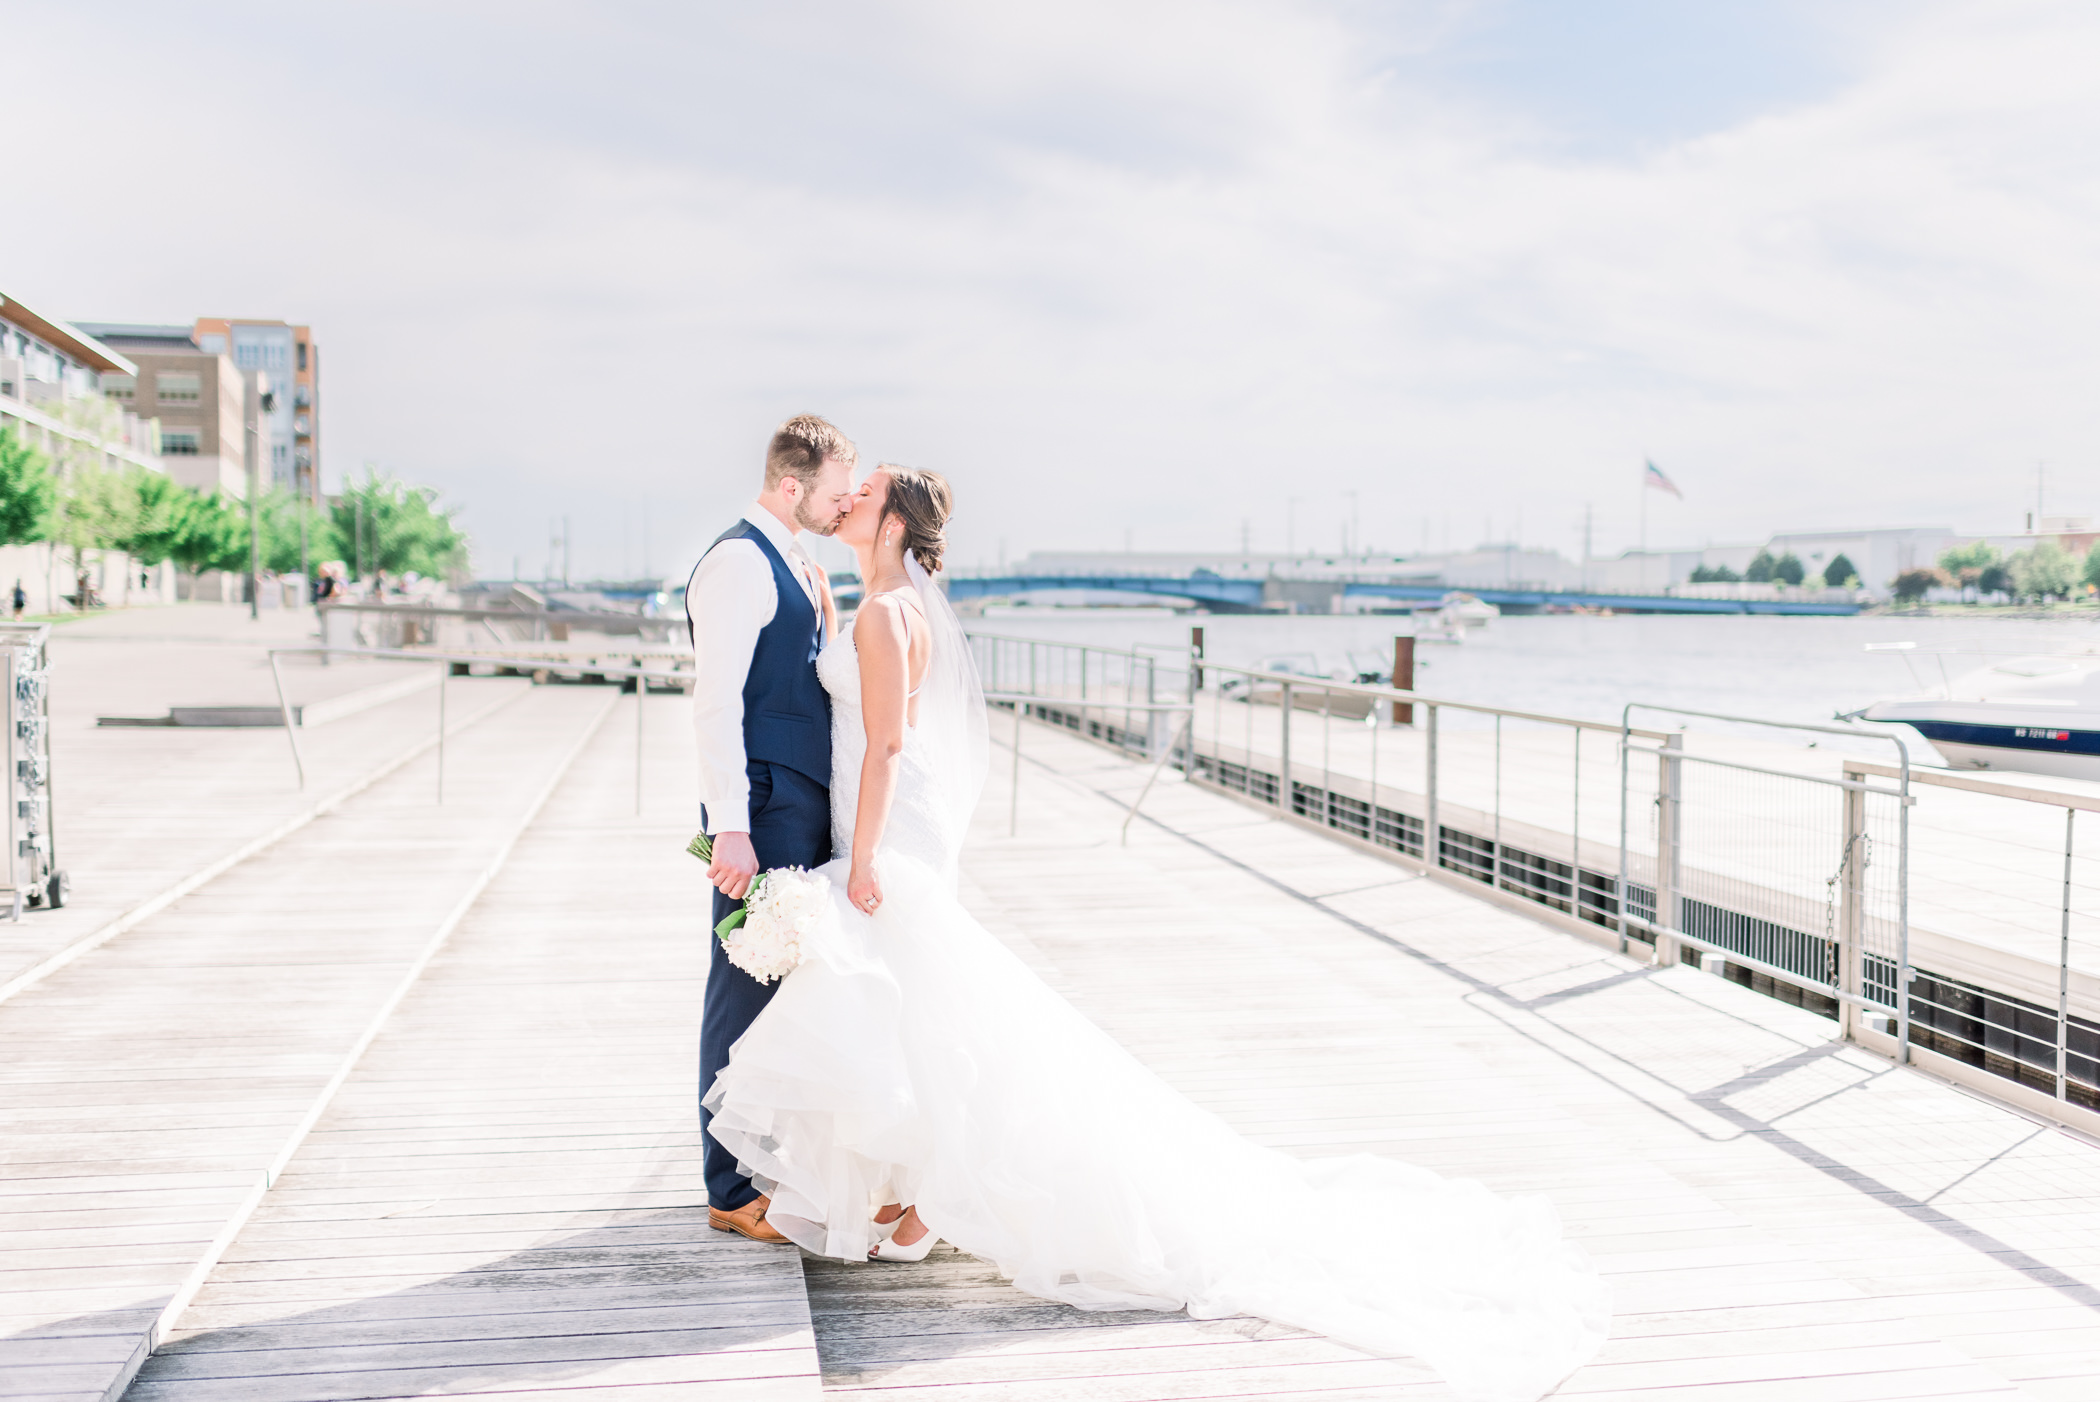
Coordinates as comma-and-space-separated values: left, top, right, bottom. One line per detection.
1493, 713, 1504, 867
1426, 702, 1439, 871
436, 659, 448, 806
269, 652, 305, 790
1898, 752, 1913, 1065
1655, 732, 1683, 966
1369, 687, 1381, 849
1279, 681, 1293, 814
1009, 700, 1023, 837
1321, 684, 1333, 830
1839, 764, 1866, 1042
2061, 807, 2075, 1101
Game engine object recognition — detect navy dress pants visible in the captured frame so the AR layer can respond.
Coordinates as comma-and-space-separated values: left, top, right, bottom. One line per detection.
700, 759, 832, 1210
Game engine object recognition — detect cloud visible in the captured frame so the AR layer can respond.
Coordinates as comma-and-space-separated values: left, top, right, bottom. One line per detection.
7, 0, 2098, 575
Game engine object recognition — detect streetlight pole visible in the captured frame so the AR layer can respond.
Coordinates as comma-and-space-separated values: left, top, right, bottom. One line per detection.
245, 374, 268, 621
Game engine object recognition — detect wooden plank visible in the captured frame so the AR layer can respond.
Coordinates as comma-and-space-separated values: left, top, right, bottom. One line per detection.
120, 698, 823, 1401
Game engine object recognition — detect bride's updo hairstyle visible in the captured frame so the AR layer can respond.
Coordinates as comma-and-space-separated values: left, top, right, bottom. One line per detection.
880, 466, 953, 574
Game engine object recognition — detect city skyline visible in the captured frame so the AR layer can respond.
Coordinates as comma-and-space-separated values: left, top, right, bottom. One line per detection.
8, 1, 2097, 580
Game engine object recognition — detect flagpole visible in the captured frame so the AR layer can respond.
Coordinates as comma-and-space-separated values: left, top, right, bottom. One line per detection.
1639, 464, 1648, 591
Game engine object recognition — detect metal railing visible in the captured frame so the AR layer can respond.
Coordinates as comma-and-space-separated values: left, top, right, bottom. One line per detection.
1619, 704, 1912, 1060
317, 603, 689, 652
1845, 760, 2099, 1110
267, 646, 683, 814
969, 627, 2100, 1124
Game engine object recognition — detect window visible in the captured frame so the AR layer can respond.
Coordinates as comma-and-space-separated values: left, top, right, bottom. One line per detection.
296, 341, 307, 371
103, 375, 136, 401
198, 334, 226, 354
156, 372, 201, 403
161, 428, 201, 455
234, 345, 259, 369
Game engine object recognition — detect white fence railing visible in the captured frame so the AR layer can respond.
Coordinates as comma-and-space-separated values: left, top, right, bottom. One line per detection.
967, 628, 2099, 1127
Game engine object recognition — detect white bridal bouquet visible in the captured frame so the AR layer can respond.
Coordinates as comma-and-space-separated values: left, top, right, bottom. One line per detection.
686, 832, 832, 984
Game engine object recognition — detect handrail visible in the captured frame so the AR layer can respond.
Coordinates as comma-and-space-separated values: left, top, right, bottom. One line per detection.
1201, 660, 1672, 739
1846, 758, 2100, 811
265, 645, 679, 811
982, 690, 1193, 838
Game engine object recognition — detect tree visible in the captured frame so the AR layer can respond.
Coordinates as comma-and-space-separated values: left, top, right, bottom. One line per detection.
1773, 552, 1806, 586
1978, 562, 2013, 599
2011, 542, 2079, 601
1822, 553, 1859, 588
163, 493, 247, 576
2082, 548, 2100, 594
1938, 541, 1999, 603
118, 471, 198, 568
1690, 563, 1739, 583
0, 428, 55, 547
1938, 541, 1999, 574
329, 470, 468, 580
1744, 548, 1776, 583
1891, 568, 1948, 604
252, 490, 338, 575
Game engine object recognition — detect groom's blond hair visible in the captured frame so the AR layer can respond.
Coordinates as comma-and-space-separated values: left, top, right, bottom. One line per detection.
765, 415, 857, 492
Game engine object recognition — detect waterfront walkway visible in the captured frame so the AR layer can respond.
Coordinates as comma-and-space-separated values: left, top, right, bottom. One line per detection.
1, 607, 2095, 1400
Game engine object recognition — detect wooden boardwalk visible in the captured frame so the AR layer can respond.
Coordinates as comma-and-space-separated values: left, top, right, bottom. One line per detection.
1, 607, 2094, 1400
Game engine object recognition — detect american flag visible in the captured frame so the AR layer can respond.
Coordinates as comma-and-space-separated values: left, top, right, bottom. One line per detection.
1644, 461, 1683, 499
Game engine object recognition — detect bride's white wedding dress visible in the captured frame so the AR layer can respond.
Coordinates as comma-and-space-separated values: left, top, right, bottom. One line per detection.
704, 563, 1609, 1402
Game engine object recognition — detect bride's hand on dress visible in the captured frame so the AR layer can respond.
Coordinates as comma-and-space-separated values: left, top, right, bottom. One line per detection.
848, 860, 883, 916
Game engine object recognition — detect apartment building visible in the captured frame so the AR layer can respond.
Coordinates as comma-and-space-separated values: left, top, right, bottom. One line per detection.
0, 291, 174, 610
77, 324, 249, 498
193, 317, 319, 503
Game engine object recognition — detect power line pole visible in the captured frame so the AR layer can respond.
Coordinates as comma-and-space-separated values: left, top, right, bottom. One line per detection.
1583, 502, 1593, 592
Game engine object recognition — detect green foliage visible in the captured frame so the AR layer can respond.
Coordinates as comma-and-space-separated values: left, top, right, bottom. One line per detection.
119, 471, 199, 566
1938, 541, 2000, 574
1772, 552, 1806, 586
2082, 548, 2100, 592
2010, 542, 2079, 601
1744, 548, 1776, 583
1822, 553, 1858, 588
1978, 562, 2013, 598
1891, 568, 1948, 604
0, 428, 54, 547
126, 478, 246, 574
253, 491, 337, 574
48, 463, 140, 557
329, 470, 467, 580
1689, 563, 1739, 583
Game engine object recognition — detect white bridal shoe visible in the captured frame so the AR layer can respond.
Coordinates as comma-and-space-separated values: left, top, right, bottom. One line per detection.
868, 1210, 936, 1262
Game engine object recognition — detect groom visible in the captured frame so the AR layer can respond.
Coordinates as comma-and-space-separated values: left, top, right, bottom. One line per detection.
687, 414, 857, 1243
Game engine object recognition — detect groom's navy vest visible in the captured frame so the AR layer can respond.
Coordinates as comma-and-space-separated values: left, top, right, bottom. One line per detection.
698, 521, 831, 790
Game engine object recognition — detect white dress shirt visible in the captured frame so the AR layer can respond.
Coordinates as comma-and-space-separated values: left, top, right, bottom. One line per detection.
687, 504, 824, 835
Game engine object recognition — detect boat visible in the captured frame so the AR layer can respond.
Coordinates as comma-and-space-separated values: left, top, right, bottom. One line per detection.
1224, 654, 1379, 720
1440, 591, 1500, 628
1857, 646, 2100, 780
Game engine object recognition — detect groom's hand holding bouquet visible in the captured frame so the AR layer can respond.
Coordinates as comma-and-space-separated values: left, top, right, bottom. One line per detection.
702, 828, 760, 900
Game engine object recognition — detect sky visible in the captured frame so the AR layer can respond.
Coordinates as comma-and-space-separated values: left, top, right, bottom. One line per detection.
7, 0, 2097, 579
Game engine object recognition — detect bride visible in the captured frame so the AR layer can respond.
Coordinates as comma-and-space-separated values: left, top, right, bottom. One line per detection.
704, 467, 1610, 1402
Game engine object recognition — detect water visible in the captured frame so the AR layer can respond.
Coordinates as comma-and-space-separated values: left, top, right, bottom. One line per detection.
964, 607, 2100, 735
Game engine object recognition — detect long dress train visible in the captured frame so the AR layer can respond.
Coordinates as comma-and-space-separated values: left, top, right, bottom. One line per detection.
704, 567, 1610, 1402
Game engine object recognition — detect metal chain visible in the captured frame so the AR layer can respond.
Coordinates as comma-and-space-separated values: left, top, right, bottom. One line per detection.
1824, 831, 1872, 985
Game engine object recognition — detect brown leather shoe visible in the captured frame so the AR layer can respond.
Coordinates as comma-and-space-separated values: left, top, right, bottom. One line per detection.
709, 1193, 789, 1244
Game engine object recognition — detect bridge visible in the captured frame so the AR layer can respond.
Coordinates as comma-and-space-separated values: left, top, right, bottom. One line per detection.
942, 572, 1269, 611
938, 573, 1863, 616
1341, 581, 1864, 616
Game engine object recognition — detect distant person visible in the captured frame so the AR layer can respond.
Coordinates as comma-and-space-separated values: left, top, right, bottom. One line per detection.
10, 581, 23, 620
